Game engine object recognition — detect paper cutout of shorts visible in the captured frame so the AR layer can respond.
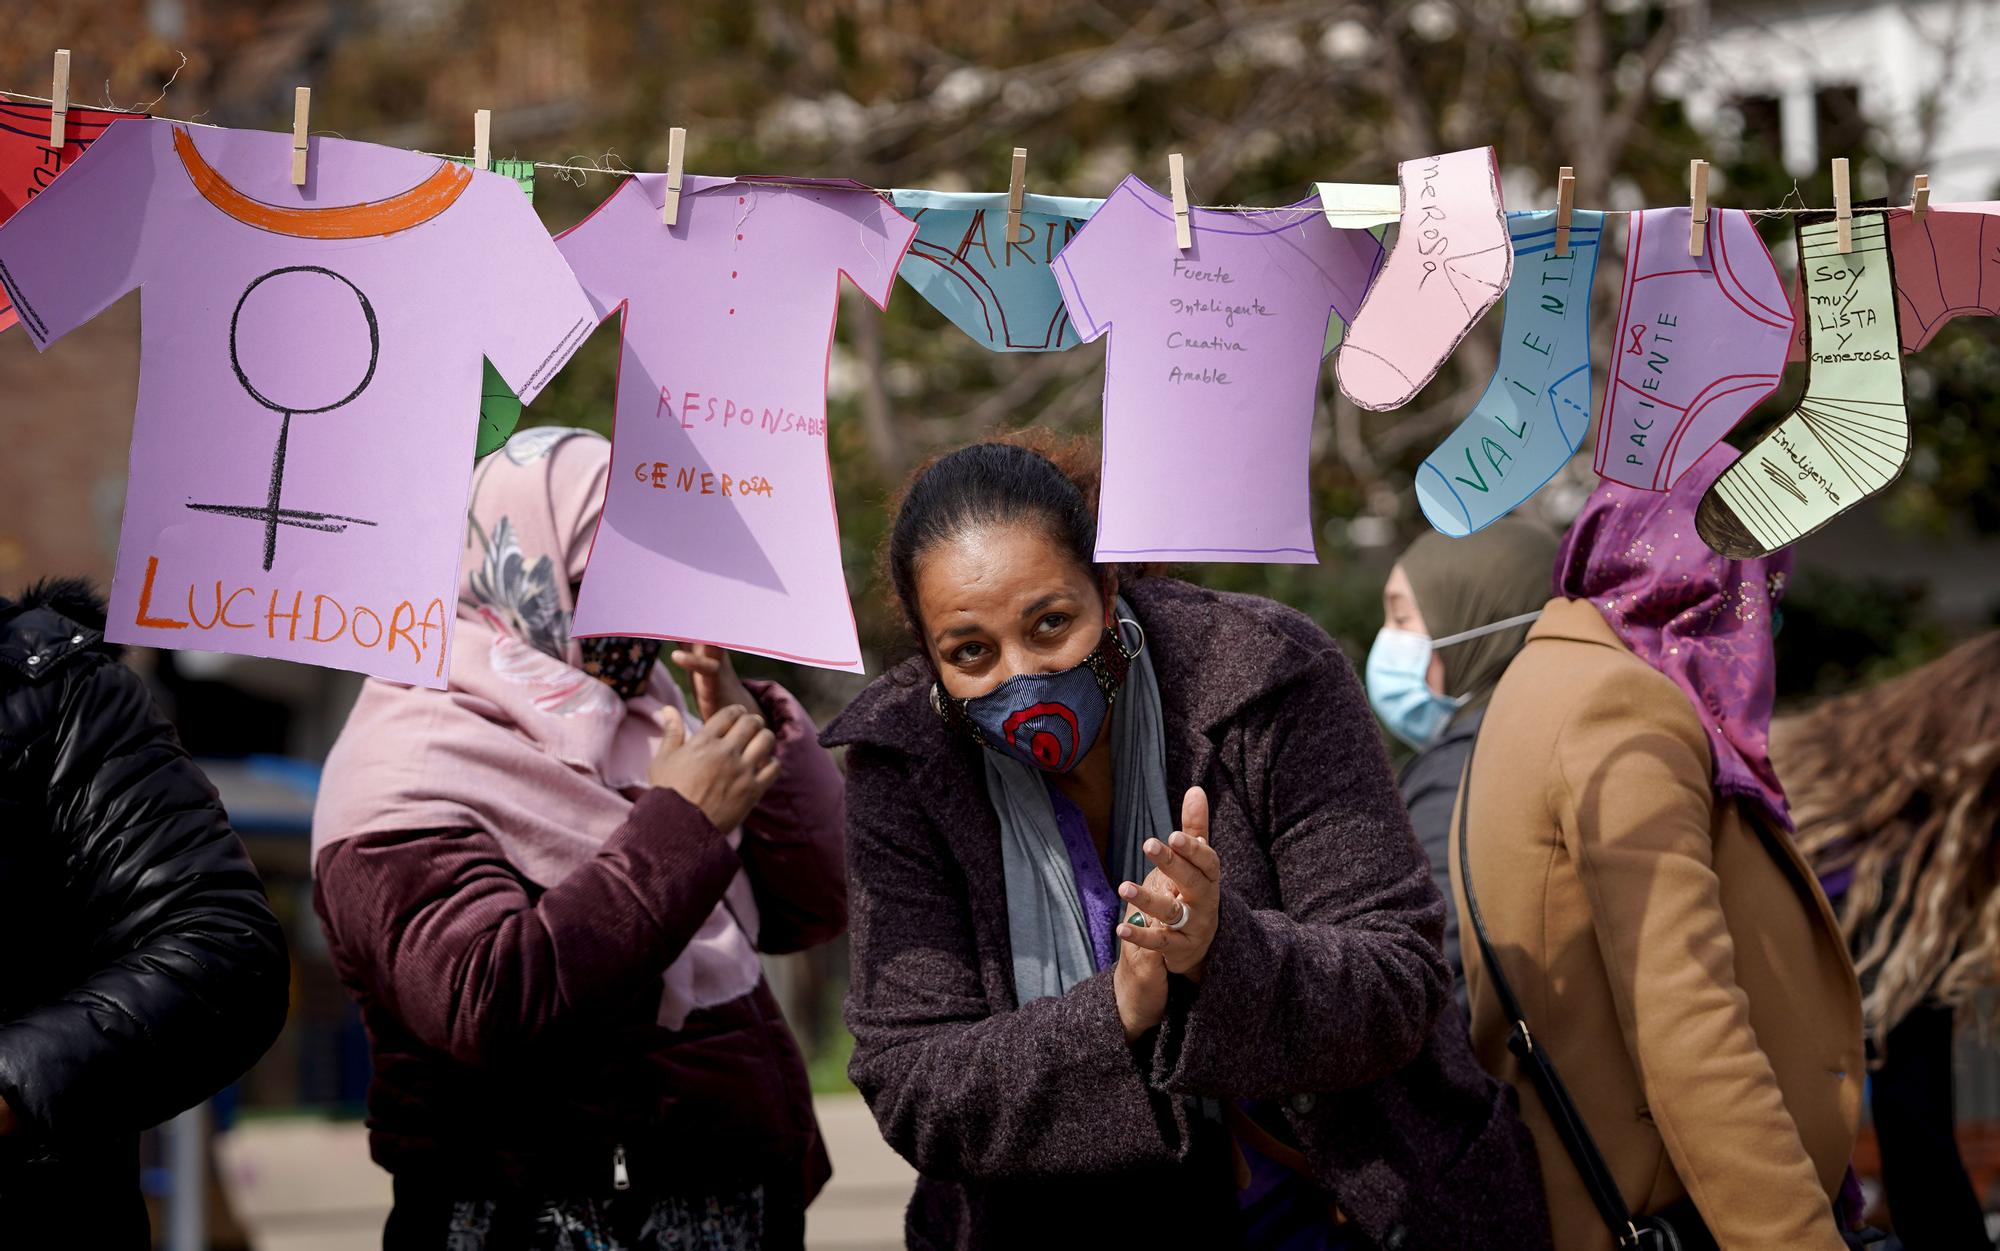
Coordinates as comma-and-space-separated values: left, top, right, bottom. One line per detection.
890, 189, 1102, 352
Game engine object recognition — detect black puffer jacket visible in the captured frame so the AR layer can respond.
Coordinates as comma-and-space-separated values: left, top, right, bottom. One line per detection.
0, 580, 289, 1247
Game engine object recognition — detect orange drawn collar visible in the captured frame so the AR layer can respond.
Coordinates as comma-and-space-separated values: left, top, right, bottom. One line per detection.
173, 125, 470, 239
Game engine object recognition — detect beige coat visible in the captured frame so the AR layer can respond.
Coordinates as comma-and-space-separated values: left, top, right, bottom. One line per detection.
1452, 597, 1862, 1251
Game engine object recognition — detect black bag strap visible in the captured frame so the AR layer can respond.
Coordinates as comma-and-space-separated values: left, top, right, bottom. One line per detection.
1457, 735, 1653, 1250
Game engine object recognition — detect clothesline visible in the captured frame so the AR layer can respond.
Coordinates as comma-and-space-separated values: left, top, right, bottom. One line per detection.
2, 83, 1920, 219
0, 72, 1951, 687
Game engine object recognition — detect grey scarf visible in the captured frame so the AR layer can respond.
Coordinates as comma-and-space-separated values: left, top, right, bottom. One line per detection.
985, 605, 1173, 1005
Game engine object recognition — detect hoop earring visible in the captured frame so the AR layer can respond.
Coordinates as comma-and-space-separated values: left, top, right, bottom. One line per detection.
929, 681, 948, 719
1116, 616, 1146, 659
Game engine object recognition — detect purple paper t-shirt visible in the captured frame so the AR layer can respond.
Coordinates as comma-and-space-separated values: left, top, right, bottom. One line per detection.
0, 118, 596, 686
1053, 176, 1383, 564
555, 175, 917, 673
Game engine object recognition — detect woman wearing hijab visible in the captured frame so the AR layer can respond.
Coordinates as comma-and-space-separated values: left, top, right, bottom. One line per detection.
1369, 518, 1558, 1001
1452, 444, 1867, 1251
825, 435, 1549, 1251
311, 427, 847, 1250
1776, 632, 2000, 1249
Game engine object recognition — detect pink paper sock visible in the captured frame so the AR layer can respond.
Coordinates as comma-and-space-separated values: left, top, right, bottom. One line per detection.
1593, 207, 1794, 491
1336, 146, 1511, 411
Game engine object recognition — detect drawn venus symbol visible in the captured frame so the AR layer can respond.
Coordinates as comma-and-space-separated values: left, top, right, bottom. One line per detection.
186, 266, 381, 570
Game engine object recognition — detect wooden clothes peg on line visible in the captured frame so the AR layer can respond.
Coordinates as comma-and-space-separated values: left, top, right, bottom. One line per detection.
1688, 159, 1709, 257
662, 126, 687, 226
1913, 172, 1930, 221
1832, 157, 1853, 253
473, 109, 491, 171
1554, 165, 1575, 257
48, 49, 69, 149
1169, 152, 1191, 250
1006, 147, 1029, 245
291, 87, 310, 186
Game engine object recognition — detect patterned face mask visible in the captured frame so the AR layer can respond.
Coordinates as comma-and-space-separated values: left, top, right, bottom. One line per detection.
931, 627, 1133, 773
578, 634, 664, 699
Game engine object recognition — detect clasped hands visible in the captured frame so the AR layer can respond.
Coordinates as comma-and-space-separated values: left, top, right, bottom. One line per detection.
646, 643, 780, 833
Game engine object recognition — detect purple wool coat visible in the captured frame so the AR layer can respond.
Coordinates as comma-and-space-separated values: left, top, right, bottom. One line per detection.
823, 578, 1551, 1251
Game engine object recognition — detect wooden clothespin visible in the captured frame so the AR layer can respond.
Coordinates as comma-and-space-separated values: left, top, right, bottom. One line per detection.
1005, 147, 1029, 244
1168, 152, 1192, 250
1832, 157, 1852, 253
661, 126, 687, 226
473, 109, 491, 171
1554, 165, 1576, 257
290, 87, 310, 186
1687, 159, 1710, 257
48, 49, 70, 149
1912, 173, 1930, 222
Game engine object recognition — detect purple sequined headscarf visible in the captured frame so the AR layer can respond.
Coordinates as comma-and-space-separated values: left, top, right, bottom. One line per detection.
1555, 443, 1794, 830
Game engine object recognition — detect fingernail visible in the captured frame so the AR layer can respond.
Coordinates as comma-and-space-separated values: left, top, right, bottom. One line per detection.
1118, 883, 1136, 899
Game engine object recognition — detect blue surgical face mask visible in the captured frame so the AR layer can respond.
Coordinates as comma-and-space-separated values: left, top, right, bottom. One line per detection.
1365, 609, 1546, 750
1365, 627, 1465, 750
932, 626, 1134, 773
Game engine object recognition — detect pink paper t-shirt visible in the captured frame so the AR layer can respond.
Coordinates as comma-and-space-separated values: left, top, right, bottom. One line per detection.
1053, 176, 1383, 561
556, 175, 916, 672
0, 118, 596, 685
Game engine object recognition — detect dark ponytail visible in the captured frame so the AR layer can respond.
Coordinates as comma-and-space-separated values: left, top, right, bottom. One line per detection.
884, 432, 1107, 645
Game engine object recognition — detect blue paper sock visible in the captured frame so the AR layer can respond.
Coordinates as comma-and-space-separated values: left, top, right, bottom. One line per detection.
1415, 209, 1603, 536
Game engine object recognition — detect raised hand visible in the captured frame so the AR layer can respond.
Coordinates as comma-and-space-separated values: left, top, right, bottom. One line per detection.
670, 643, 760, 722
1114, 786, 1222, 982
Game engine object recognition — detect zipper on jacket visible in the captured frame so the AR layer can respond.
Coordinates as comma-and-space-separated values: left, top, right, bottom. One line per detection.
612, 1143, 630, 1191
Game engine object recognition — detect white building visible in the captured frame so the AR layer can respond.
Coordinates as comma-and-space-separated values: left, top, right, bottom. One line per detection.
1662, 0, 2000, 202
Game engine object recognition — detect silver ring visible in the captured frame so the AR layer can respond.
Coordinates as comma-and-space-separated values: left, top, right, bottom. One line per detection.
1167, 900, 1191, 931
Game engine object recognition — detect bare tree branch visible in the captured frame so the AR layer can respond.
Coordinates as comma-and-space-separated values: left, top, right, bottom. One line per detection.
837, 0, 1349, 171
1599, 6, 1689, 170
1330, 385, 1379, 481
1457, 0, 1567, 152
843, 290, 905, 478
951, 348, 1098, 441
1572, 0, 1609, 178
1362, 7, 1444, 155
1888, 0, 1974, 184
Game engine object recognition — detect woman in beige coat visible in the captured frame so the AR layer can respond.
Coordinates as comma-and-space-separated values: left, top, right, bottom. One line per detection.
1451, 445, 1868, 1251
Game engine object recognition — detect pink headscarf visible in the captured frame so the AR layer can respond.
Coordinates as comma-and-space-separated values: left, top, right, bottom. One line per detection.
1556, 443, 1795, 830
313, 427, 762, 1028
